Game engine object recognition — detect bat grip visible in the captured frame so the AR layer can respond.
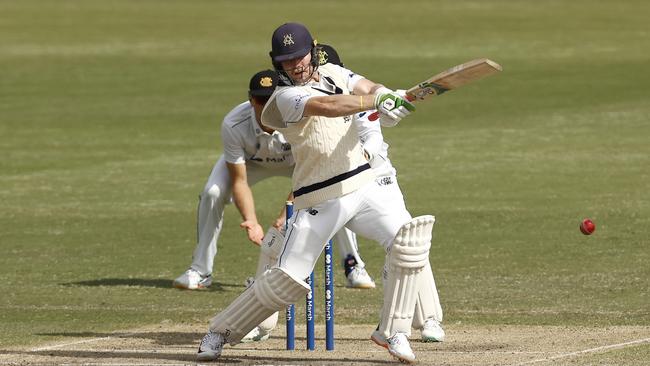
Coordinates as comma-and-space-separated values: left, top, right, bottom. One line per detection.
367, 94, 415, 121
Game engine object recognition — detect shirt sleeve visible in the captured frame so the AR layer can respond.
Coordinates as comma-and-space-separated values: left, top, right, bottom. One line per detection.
338, 65, 365, 93
275, 86, 315, 123
221, 121, 246, 164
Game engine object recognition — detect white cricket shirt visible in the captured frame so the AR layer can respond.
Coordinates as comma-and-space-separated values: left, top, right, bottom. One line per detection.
261, 63, 375, 209
221, 101, 294, 170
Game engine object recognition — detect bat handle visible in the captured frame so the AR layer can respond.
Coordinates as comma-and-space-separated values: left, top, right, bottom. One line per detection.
367, 94, 415, 121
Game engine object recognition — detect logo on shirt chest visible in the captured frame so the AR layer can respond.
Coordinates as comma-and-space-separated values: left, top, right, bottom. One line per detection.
377, 176, 394, 186
250, 155, 290, 163
293, 94, 309, 110
265, 156, 288, 163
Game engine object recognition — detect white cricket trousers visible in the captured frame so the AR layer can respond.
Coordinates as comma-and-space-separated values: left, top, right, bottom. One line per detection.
278, 175, 412, 280
190, 156, 364, 275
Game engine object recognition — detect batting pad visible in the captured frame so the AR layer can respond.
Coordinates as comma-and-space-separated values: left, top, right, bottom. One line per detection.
210, 267, 310, 345
254, 227, 285, 332
379, 215, 434, 338
412, 262, 443, 329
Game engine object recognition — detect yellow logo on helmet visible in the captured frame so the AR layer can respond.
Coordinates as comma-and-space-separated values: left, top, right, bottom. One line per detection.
259, 77, 273, 87
318, 50, 329, 65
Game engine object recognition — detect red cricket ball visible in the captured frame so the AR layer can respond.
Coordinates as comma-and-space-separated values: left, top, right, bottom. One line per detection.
580, 218, 596, 235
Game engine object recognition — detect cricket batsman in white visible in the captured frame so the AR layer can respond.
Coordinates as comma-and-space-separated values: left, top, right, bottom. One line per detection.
197, 23, 441, 363
320, 44, 445, 344
248, 44, 446, 344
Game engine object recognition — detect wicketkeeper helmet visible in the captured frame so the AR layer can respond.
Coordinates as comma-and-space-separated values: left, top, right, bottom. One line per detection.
317, 44, 344, 67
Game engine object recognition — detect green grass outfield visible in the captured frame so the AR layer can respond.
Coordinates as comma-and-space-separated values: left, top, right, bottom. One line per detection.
1, 0, 648, 358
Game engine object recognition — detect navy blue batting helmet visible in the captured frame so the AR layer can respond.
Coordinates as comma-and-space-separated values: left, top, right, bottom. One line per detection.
270, 22, 315, 63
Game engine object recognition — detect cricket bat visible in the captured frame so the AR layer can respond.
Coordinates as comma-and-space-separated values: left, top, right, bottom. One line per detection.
368, 58, 502, 120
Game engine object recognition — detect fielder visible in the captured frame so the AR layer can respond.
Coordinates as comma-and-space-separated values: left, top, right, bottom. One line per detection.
197, 23, 437, 363
173, 69, 375, 292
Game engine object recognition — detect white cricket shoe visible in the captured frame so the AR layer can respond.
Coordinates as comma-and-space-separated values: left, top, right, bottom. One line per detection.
387, 332, 416, 364
241, 326, 270, 343
196, 330, 225, 361
345, 266, 376, 289
173, 269, 212, 290
421, 318, 445, 342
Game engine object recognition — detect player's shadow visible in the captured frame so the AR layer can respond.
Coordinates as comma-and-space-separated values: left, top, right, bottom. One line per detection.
62, 278, 245, 291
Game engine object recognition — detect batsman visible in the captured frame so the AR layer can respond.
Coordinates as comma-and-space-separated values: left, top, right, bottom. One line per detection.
197, 23, 441, 364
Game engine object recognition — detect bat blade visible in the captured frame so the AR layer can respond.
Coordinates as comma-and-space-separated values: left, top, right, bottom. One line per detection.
405, 58, 502, 101
367, 58, 502, 121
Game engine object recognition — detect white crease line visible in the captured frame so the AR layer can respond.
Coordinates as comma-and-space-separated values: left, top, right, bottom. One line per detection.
63, 348, 547, 355
31, 331, 140, 352
45, 347, 388, 354
434, 351, 546, 355
32, 337, 113, 352
513, 337, 650, 365
59, 364, 188, 366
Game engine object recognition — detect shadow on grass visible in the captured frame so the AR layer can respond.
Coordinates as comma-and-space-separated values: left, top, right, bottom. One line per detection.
62, 278, 245, 291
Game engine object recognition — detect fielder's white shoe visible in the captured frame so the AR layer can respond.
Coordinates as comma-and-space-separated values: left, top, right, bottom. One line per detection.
196, 330, 225, 361
421, 318, 445, 342
345, 266, 376, 289
173, 269, 212, 290
387, 332, 416, 364
241, 326, 270, 343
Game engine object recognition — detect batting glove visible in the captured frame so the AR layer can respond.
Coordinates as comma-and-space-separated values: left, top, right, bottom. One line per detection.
383, 90, 411, 127
395, 89, 408, 98
374, 93, 415, 120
